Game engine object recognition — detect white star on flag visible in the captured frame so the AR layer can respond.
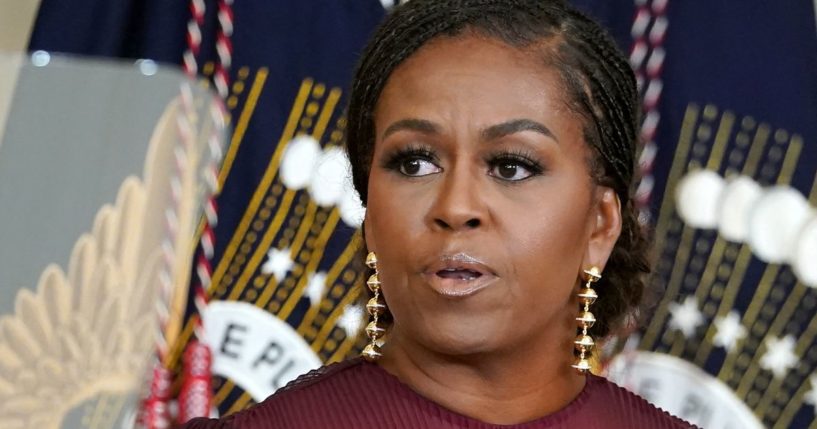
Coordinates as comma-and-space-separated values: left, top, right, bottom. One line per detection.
804, 374, 817, 412
668, 295, 704, 338
306, 271, 327, 306
337, 304, 364, 338
260, 247, 294, 282
760, 335, 799, 379
713, 311, 747, 351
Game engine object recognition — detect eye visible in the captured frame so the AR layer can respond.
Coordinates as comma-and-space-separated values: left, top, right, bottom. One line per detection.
487, 154, 543, 182
491, 162, 533, 181
400, 158, 441, 177
383, 146, 442, 177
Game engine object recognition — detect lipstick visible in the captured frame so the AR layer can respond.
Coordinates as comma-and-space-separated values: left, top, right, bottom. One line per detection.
423, 253, 498, 298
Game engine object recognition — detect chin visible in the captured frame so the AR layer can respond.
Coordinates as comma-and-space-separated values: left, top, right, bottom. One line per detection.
388, 294, 518, 357
416, 317, 505, 358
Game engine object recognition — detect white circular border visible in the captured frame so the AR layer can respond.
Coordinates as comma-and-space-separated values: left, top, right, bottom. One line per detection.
607, 351, 763, 428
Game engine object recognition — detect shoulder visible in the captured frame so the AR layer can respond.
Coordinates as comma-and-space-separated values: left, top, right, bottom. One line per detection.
586, 375, 698, 428
180, 417, 231, 429
273, 356, 368, 396
181, 358, 371, 429
252, 355, 378, 417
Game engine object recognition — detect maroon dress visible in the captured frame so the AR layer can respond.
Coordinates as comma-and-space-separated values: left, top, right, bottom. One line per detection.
183, 358, 695, 428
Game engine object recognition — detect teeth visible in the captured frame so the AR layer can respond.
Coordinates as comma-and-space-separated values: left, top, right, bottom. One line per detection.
437, 268, 482, 279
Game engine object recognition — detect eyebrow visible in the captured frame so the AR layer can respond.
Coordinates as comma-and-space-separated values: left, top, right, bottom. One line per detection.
381, 117, 558, 143
481, 119, 558, 143
382, 118, 440, 140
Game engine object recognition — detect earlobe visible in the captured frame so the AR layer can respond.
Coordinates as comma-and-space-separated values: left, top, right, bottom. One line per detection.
584, 188, 622, 272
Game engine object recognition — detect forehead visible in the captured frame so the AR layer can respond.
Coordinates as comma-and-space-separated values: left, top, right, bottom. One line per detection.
373, 34, 577, 132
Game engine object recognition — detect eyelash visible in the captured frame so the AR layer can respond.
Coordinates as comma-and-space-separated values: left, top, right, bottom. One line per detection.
382, 144, 438, 171
383, 145, 545, 181
485, 149, 545, 178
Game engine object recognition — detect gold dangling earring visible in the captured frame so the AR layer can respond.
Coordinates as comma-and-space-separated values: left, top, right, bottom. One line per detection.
361, 251, 386, 362
572, 266, 601, 373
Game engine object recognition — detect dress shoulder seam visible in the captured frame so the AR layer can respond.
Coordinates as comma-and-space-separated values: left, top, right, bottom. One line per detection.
273, 357, 366, 396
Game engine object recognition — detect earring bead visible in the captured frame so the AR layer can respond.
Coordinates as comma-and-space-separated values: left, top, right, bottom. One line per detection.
365, 252, 378, 269
362, 343, 382, 362
367, 273, 381, 293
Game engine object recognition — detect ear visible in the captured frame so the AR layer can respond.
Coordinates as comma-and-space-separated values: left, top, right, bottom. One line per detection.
584, 187, 622, 272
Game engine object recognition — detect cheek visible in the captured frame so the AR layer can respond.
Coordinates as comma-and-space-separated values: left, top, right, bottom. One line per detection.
366, 172, 425, 244
366, 163, 443, 242
499, 189, 591, 300
365, 171, 425, 292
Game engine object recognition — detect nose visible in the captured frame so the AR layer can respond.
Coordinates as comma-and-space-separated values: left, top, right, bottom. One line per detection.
427, 166, 485, 232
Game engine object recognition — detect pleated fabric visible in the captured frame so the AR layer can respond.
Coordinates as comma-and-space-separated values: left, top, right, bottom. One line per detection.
183, 358, 696, 428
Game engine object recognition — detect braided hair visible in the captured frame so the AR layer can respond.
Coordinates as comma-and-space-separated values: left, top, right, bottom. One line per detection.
346, 0, 651, 340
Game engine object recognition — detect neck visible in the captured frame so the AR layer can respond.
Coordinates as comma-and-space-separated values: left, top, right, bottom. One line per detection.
377, 333, 586, 425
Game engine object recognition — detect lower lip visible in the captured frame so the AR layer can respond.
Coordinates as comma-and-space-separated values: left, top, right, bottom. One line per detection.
422, 272, 498, 298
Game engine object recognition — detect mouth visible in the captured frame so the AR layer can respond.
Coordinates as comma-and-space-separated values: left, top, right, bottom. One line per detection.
435, 267, 484, 281
423, 253, 497, 298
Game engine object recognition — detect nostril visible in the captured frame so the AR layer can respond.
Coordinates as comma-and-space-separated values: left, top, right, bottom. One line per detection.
434, 218, 451, 230
432, 217, 481, 230
465, 218, 480, 228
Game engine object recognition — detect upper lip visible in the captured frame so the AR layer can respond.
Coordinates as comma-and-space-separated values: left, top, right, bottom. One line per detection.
424, 253, 496, 277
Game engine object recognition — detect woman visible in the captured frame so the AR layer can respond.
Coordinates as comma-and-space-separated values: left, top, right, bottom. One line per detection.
186, 0, 694, 427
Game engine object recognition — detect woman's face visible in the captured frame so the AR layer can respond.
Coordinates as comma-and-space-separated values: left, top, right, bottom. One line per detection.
365, 34, 621, 357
